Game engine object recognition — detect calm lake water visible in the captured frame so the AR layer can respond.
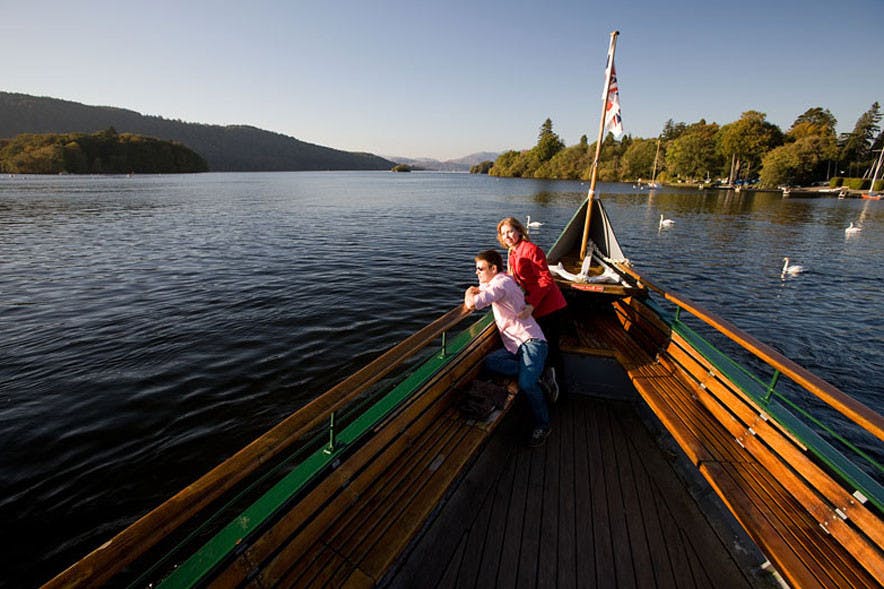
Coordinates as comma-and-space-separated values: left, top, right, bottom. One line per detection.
1, 172, 882, 587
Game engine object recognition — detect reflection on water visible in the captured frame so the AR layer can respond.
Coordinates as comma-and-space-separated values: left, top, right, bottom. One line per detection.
1, 172, 881, 587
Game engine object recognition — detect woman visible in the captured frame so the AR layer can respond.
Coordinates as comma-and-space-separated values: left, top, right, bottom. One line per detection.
496, 216, 568, 400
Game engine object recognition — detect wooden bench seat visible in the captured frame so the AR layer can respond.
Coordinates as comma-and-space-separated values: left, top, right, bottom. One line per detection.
208, 323, 515, 588
569, 300, 883, 588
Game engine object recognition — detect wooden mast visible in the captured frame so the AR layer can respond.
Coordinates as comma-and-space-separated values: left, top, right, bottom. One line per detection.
868, 148, 884, 196
651, 137, 660, 184
580, 30, 619, 260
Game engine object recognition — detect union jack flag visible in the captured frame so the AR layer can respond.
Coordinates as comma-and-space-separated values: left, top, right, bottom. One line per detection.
604, 62, 623, 138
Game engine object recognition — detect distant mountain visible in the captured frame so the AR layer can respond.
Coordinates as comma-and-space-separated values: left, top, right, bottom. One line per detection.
0, 92, 395, 172
387, 151, 500, 172
448, 152, 501, 166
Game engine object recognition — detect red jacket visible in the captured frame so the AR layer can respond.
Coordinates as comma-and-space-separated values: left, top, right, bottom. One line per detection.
507, 240, 567, 319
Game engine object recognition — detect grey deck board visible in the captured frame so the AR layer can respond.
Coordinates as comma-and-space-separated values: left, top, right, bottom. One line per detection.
384, 394, 757, 589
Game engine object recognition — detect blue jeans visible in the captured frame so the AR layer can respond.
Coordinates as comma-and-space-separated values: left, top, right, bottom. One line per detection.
484, 339, 549, 429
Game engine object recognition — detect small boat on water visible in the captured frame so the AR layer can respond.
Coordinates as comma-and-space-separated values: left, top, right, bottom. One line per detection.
862, 148, 884, 200
647, 138, 661, 189
45, 33, 883, 589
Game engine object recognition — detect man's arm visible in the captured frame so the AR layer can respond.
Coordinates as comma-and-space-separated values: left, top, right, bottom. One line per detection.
464, 286, 481, 310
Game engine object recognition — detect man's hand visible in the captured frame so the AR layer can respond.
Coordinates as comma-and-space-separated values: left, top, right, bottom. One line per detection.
464, 286, 481, 310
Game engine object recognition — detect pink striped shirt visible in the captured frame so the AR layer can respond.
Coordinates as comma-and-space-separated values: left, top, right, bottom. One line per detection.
470, 272, 545, 354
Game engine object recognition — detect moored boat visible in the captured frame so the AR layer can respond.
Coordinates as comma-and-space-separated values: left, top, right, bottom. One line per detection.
862, 148, 884, 200
44, 33, 883, 589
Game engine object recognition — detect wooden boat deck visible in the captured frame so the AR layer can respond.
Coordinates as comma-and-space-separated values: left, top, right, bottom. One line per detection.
46, 297, 881, 587
385, 394, 759, 588
385, 299, 882, 588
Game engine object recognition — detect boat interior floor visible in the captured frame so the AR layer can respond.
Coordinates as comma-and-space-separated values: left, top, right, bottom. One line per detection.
385, 392, 765, 589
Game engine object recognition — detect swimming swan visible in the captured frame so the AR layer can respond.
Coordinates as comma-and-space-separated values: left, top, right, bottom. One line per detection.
781, 257, 804, 278
659, 214, 675, 229
526, 215, 543, 228
845, 222, 861, 235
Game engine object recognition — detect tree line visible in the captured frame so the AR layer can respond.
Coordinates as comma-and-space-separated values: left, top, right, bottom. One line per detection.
0, 128, 209, 174
477, 103, 882, 189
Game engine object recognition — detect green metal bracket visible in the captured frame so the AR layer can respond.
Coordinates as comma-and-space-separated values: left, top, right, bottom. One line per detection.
439, 331, 447, 358
323, 412, 337, 454
765, 370, 780, 403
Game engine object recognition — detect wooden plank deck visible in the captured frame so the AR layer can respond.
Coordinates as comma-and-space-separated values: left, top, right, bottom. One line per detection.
385, 393, 763, 588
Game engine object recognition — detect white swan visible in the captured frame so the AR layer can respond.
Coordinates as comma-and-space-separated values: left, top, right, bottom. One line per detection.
781, 257, 804, 278
526, 215, 543, 228
845, 222, 861, 235
658, 214, 675, 229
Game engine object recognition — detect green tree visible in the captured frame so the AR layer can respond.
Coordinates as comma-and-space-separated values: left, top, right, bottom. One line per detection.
766, 108, 840, 185
489, 150, 526, 177
595, 134, 626, 181
716, 111, 783, 182
63, 141, 88, 173
660, 119, 687, 142
760, 135, 837, 188
489, 118, 566, 179
0, 129, 207, 174
791, 107, 837, 136
538, 142, 592, 180
469, 160, 494, 174
840, 102, 881, 176
533, 118, 565, 162
621, 138, 658, 181
665, 121, 720, 181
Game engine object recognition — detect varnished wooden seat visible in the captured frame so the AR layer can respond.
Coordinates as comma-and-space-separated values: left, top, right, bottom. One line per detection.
569, 300, 883, 588
208, 326, 516, 588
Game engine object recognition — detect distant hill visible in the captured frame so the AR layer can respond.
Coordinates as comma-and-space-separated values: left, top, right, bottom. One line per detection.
388, 151, 500, 172
0, 92, 395, 172
0, 128, 208, 174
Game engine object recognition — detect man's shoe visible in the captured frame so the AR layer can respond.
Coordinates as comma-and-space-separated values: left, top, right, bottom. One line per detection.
528, 427, 551, 447
543, 367, 559, 404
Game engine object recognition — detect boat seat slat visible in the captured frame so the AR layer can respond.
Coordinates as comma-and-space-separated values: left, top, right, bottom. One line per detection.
204, 325, 503, 588
246, 338, 512, 588
576, 301, 882, 588
660, 329, 884, 562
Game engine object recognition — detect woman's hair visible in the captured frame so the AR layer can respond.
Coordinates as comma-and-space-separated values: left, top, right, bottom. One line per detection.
475, 249, 504, 273
496, 216, 531, 249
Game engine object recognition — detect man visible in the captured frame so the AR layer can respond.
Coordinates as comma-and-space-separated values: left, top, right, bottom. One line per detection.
464, 249, 551, 447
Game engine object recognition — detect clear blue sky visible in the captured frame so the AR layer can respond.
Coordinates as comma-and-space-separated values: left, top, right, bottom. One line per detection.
3, 0, 881, 161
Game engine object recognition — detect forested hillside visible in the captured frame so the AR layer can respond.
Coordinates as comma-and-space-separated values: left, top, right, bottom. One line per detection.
0, 128, 208, 174
0, 92, 394, 172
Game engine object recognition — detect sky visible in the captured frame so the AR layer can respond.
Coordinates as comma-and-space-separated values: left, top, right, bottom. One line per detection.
2, 0, 882, 161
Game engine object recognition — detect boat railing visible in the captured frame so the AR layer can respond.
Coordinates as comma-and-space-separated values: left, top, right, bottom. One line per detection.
45, 304, 480, 588
617, 264, 884, 510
